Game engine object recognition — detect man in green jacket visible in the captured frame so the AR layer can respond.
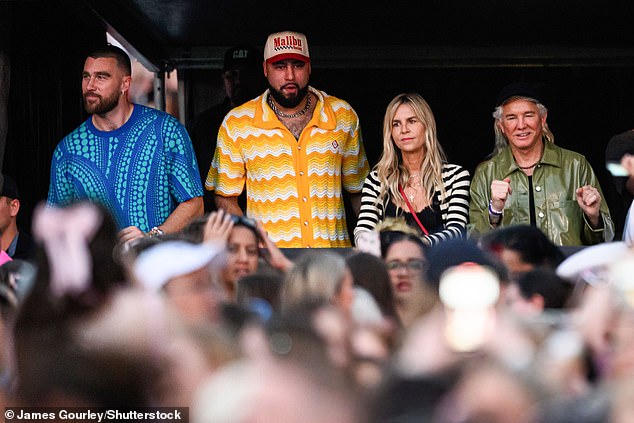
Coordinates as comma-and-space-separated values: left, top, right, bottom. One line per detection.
469, 82, 614, 246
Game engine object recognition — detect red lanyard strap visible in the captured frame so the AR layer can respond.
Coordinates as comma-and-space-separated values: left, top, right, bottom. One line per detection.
398, 184, 429, 236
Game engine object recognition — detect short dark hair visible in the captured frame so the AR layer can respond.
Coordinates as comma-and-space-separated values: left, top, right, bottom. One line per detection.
480, 224, 565, 270
0, 174, 20, 200
516, 268, 572, 309
88, 44, 132, 76
379, 231, 427, 259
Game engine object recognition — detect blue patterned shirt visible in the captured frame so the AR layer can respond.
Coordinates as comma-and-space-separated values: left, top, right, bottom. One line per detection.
48, 104, 203, 231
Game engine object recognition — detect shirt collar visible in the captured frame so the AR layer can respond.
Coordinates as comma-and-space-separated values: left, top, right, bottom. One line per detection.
6, 232, 18, 257
499, 139, 561, 177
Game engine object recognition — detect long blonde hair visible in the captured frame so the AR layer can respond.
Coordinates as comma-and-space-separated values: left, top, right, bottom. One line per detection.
375, 93, 447, 209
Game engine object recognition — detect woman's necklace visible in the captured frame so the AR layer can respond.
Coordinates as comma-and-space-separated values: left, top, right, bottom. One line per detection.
405, 188, 416, 203
268, 94, 311, 119
405, 174, 421, 203
408, 175, 422, 187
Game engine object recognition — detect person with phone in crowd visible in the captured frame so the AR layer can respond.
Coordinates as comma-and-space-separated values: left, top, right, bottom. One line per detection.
469, 82, 614, 246
206, 31, 369, 248
354, 92, 470, 247
48, 45, 204, 245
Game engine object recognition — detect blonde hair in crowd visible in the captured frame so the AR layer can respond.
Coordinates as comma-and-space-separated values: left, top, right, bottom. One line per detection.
374, 216, 419, 237
374, 93, 447, 210
491, 96, 555, 157
282, 251, 347, 310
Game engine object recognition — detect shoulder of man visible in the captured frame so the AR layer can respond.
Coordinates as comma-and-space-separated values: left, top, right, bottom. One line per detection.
139, 104, 182, 124
13, 230, 36, 261
58, 118, 92, 149
224, 95, 262, 120
548, 142, 590, 163
472, 155, 498, 173
316, 89, 356, 113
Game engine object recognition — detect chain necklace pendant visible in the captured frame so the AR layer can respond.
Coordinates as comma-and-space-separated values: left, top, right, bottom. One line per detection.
268, 94, 311, 119
405, 187, 416, 203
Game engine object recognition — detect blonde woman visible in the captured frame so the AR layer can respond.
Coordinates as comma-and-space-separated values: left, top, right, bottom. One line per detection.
354, 93, 470, 246
281, 251, 354, 316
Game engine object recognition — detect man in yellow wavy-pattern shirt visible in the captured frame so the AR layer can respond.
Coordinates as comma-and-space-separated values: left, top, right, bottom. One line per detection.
206, 30, 369, 248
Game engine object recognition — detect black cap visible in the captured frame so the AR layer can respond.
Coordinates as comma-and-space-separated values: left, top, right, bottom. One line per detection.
223, 45, 261, 71
425, 238, 505, 290
495, 82, 542, 107
0, 174, 19, 200
606, 130, 634, 162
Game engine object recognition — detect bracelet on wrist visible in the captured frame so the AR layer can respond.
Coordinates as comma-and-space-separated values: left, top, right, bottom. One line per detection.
488, 200, 504, 216
147, 226, 165, 238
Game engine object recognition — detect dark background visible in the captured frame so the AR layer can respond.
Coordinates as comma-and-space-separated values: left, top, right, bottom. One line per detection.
3, 0, 634, 237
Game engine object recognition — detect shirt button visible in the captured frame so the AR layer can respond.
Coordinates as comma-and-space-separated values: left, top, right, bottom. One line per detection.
304, 221, 309, 226
297, 146, 302, 150
299, 171, 304, 176
535, 186, 542, 192
303, 197, 307, 202
538, 212, 545, 218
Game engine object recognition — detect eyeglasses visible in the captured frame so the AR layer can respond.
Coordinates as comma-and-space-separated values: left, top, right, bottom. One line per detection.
385, 259, 426, 273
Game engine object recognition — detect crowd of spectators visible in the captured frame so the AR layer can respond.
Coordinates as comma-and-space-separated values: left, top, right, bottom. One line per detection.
1, 202, 634, 423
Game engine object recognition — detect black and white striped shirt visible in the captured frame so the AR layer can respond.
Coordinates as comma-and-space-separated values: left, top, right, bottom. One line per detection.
354, 164, 471, 246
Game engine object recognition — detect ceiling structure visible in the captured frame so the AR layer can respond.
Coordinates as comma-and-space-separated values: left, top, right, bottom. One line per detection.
82, 0, 634, 72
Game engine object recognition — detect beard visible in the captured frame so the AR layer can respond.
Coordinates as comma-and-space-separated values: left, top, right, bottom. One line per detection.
267, 83, 309, 108
83, 90, 120, 115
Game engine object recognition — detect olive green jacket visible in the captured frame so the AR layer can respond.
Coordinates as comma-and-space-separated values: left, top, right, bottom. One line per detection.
468, 141, 614, 246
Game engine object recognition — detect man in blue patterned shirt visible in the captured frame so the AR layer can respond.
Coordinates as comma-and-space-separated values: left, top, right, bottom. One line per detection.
48, 45, 203, 244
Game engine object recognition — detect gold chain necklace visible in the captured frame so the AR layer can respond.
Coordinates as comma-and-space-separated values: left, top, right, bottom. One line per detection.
268, 94, 311, 118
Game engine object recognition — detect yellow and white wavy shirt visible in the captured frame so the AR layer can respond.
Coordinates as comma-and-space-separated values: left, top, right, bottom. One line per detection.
206, 86, 369, 248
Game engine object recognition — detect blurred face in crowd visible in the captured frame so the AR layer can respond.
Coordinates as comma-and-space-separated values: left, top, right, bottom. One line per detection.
442, 363, 537, 423
384, 239, 428, 305
497, 248, 535, 282
264, 59, 311, 108
82, 56, 130, 115
391, 103, 426, 156
0, 197, 18, 233
221, 226, 260, 298
497, 99, 546, 152
333, 268, 355, 316
163, 266, 224, 325
504, 282, 540, 317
